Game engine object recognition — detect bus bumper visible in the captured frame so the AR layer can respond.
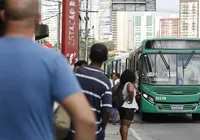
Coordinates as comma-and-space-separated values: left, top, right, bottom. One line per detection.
140, 97, 200, 114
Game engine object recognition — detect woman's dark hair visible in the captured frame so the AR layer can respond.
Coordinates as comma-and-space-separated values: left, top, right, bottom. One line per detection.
110, 73, 115, 78
119, 69, 136, 88
116, 73, 121, 78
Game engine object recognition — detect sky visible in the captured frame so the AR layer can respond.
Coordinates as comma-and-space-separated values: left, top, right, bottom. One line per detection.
123, 0, 180, 19
41, 0, 180, 11
157, 0, 179, 12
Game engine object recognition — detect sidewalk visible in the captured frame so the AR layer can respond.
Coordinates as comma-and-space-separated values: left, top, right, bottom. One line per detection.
105, 123, 135, 140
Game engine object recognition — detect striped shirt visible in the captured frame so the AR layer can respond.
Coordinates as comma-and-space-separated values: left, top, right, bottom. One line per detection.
69, 65, 112, 138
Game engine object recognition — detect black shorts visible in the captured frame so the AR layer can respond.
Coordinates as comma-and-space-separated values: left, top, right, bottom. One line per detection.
119, 108, 135, 121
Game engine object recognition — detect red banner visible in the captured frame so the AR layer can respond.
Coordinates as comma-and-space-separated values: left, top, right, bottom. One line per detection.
61, 0, 79, 65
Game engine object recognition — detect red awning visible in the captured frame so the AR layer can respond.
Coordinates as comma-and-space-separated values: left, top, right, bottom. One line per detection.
43, 43, 52, 48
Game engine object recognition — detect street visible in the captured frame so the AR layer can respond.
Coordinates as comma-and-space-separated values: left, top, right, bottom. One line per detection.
106, 114, 200, 140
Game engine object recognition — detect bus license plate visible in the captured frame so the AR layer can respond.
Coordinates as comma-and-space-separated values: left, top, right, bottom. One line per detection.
171, 105, 184, 110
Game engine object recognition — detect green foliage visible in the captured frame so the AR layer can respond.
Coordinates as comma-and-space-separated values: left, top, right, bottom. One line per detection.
108, 53, 117, 57
101, 41, 117, 51
53, 43, 57, 48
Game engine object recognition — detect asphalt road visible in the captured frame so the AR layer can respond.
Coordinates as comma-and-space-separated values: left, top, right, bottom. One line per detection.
131, 114, 200, 140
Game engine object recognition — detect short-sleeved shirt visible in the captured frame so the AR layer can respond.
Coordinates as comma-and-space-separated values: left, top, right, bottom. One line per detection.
0, 37, 82, 140
68, 65, 112, 139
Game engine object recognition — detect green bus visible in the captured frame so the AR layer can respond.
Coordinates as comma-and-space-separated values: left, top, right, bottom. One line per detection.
104, 38, 200, 121
129, 38, 200, 121
103, 53, 129, 76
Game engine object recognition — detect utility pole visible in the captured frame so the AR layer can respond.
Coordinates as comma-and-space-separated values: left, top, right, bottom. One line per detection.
84, 0, 89, 61
57, 1, 61, 51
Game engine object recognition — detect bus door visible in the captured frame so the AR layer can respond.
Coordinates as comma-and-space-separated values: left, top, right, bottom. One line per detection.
116, 60, 121, 74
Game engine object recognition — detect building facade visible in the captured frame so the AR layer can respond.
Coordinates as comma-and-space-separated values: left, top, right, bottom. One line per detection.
133, 14, 155, 50
180, 0, 199, 38
98, 0, 112, 41
159, 18, 180, 37
112, 11, 118, 46
116, 12, 129, 52
42, 5, 60, 44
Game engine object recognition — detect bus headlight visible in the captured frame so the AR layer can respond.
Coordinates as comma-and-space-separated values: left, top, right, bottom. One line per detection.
143, 93, 148, 99
142, 93, 155, 105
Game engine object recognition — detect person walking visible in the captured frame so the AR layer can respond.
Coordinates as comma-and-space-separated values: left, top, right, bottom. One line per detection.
111, 73, 121, 125
74, 60, 88, 72
0, 0, 96, 140
118, 70, 138, 140
65, 43, 112, 140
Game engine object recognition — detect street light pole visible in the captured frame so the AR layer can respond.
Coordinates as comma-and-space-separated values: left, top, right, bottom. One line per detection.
84, 0, 89, 61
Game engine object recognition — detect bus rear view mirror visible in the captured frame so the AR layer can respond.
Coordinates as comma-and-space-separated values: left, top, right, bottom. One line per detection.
35, 24, 49, 40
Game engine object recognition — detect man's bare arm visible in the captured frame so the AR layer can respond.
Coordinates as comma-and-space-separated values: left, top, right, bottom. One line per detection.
61, 93, 96, 140
101, 109, 111, 131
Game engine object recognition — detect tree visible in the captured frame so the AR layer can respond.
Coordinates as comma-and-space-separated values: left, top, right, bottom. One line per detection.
101, 41, 117, 51
108, 53, 117, 57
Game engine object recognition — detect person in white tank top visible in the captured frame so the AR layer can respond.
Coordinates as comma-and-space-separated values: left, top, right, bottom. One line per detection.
117, 70, 138, 140
122, 82, 138, 109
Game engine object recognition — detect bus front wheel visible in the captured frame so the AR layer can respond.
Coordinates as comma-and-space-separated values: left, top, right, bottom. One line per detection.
192, 114, 200, 121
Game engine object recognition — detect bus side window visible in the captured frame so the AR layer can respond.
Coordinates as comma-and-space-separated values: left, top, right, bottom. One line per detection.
103, 63, 107, 74
115, 60, 118, 74
111, 61, 114, 73
125, 58, 129, 69
133, 55, 136, 71
117, 60, 121, 73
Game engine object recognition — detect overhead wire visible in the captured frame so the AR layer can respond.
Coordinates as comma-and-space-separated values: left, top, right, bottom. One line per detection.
41, 12, 62, 21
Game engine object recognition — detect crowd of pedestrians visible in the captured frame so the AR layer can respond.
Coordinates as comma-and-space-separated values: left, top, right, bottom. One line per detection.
0, 0, 139, 140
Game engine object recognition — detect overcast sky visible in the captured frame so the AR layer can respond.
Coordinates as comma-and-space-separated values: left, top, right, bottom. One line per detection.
157, 0, 179, 12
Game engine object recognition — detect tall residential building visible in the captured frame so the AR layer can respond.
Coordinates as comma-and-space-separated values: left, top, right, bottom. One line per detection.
180, 0, 199, 38
133, 14, 155, 50
159, 18, 180, 37
112, 11, 118, 46
42, 6, 60, 44
127, 20, 133, 51
116, 12, 129, 52
98, 0, 112, 41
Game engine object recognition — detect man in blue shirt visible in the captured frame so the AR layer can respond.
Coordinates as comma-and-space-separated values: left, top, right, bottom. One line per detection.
0, 0, 96, 140
66, 43, 112, 140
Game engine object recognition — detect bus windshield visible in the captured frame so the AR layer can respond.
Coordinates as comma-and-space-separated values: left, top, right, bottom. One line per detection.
142, 53, 200, 85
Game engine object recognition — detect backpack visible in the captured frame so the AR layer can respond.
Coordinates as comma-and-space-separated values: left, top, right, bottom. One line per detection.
112, 83, 129, 109
54, 105, 71, 140
112, 83, 129, 108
